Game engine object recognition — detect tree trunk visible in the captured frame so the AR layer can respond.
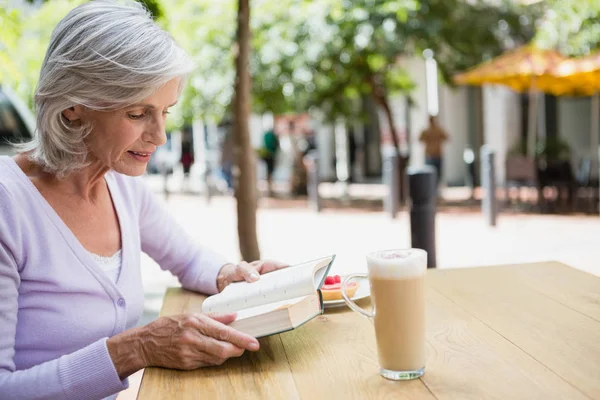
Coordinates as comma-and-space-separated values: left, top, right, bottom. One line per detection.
233, 0, 260, 261
370, 77, 409, 204
377, 92, 402, 159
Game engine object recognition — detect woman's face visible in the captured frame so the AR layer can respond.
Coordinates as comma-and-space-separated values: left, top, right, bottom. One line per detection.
75, 78, 180, 177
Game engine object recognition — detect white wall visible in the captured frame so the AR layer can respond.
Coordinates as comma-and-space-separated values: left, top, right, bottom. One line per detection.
405, 57, 429, 169
379, 96, 408, 153
311, 118, 336, 181
384, 57, 429, 171
558, 96, 600, 179
437, 85, 469, 185
558, 97, 592, 161
482, 85, 521, 184
249, 114, 266, 148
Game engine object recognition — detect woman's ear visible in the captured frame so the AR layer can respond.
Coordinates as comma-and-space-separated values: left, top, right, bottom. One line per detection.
62, 107, 78, 123
62, 105, 85, 123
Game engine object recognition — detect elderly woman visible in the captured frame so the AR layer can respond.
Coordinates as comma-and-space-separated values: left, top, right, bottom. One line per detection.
0, 1, 287, 399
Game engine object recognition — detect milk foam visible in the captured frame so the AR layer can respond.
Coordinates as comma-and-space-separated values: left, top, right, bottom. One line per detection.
366, 249, 427, 279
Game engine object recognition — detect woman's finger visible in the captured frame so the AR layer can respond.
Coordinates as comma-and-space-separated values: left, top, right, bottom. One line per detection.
251, 259, 289, 275
193, 334, 246, 360
205, 312, 237, 326
187, 347, 228, 368
200, 314, 260, 351
236, 261, 260, 283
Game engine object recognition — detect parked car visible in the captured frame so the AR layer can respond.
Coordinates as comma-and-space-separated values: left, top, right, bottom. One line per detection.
0, 85, 35, 155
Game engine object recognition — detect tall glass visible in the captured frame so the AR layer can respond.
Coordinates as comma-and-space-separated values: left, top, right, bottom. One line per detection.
342, 249, 427, 380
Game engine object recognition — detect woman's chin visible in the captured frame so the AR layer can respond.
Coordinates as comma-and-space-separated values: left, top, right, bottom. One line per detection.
113, 164, 147, 177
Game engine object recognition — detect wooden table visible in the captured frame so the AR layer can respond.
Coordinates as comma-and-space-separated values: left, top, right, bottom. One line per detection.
137, 262, 600, 399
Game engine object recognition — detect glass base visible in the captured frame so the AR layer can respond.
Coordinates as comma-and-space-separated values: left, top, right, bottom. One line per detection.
380, 367, 424, 380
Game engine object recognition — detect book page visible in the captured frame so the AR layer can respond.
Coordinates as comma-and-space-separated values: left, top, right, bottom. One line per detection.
202, 255, 333, 313
235, 296, 306, 320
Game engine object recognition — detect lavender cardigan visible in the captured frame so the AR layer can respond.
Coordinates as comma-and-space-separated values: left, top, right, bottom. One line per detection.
0, 156, 229, 399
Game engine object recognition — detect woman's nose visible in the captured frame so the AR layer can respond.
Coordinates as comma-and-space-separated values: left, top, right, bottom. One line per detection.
145, 116, 167, 146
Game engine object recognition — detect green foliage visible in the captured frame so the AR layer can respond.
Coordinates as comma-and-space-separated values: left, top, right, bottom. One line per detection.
251, 0, 419, 122
2, 0, 173, 123
535, 0, 600, 56
251, 0, 538, 123
0, 5, 22, 82
138, 0, 163, 19
1, 0, 87, 110
536, 136, 572, 160
163, 0, 237, 128
410, 0, 539, 82
23, 0, 163, 17
1, 0, 548, 132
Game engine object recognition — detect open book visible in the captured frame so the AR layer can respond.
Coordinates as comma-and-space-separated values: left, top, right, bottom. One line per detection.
202, 255, 335, 338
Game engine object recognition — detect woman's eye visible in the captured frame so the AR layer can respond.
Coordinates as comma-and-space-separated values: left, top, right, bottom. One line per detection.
128, 113, 145, 120
162, 111, 171, 116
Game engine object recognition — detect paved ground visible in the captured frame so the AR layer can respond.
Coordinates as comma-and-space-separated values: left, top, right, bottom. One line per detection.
136, 175, 600, 323
117, 177, 599, 399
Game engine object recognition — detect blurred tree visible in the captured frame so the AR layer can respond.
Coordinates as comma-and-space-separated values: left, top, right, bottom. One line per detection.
2, 0, 542, 257
137, 0, 163, 19
165, 0, 262, 262
1, 0, 163, 109
23, 0, 163, 18
162, 0, 236, 129
408, 0, 539, 81
252, 0, 417, 200
535, 0, 600, 56
2, 0, 259, 261
233, 0, 260, 261
251, 0, 538, 200
0, 5, 22, 83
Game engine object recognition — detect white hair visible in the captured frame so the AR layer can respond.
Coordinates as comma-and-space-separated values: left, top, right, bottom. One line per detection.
17, 0, 194, 178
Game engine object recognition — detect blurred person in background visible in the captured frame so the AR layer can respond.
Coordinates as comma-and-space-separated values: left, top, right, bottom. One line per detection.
220, 126, 235, 191
258, 125, 280, 196
419, 115, 449, 188
180, 127, 194, 192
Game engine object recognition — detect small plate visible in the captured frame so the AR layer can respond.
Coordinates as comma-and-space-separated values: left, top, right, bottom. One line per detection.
323, 281, 371, 309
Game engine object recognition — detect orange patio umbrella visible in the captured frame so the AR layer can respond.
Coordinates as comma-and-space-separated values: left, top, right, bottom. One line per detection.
454, 45, 569, 156
454, 45, 567, 92
547, 52, 600, 96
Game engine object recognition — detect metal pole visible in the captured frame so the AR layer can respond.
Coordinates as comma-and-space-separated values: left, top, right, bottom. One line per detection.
408, 166, 437, 268
592, 93, 599, 153
463, 147, 476, 201
306, 151, 322, 212
204, 165, 212, 204
383, 153, 399, 218
160, 162, 170, 201
527, 87, 537, 157
480, 145, 497, 226
592, 95, 599, 215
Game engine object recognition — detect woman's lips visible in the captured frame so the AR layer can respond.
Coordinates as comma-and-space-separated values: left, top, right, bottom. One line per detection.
128, 151, 153, 162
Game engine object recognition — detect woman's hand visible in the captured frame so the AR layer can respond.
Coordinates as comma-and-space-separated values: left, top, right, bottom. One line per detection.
107, 313, 259, 379
216, 259, 289, 292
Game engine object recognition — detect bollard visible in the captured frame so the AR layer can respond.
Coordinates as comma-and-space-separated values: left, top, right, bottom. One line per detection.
204, 165, 213, 204
408, 166, 437, 268
463, 148, 476, 201
159, 162, 170, 200
305, 151, 322, 212
383, 153, 400, 218
480, 145, 497, 226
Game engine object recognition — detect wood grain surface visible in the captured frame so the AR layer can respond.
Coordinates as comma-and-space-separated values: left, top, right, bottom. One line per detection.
138, 262, 600, 400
